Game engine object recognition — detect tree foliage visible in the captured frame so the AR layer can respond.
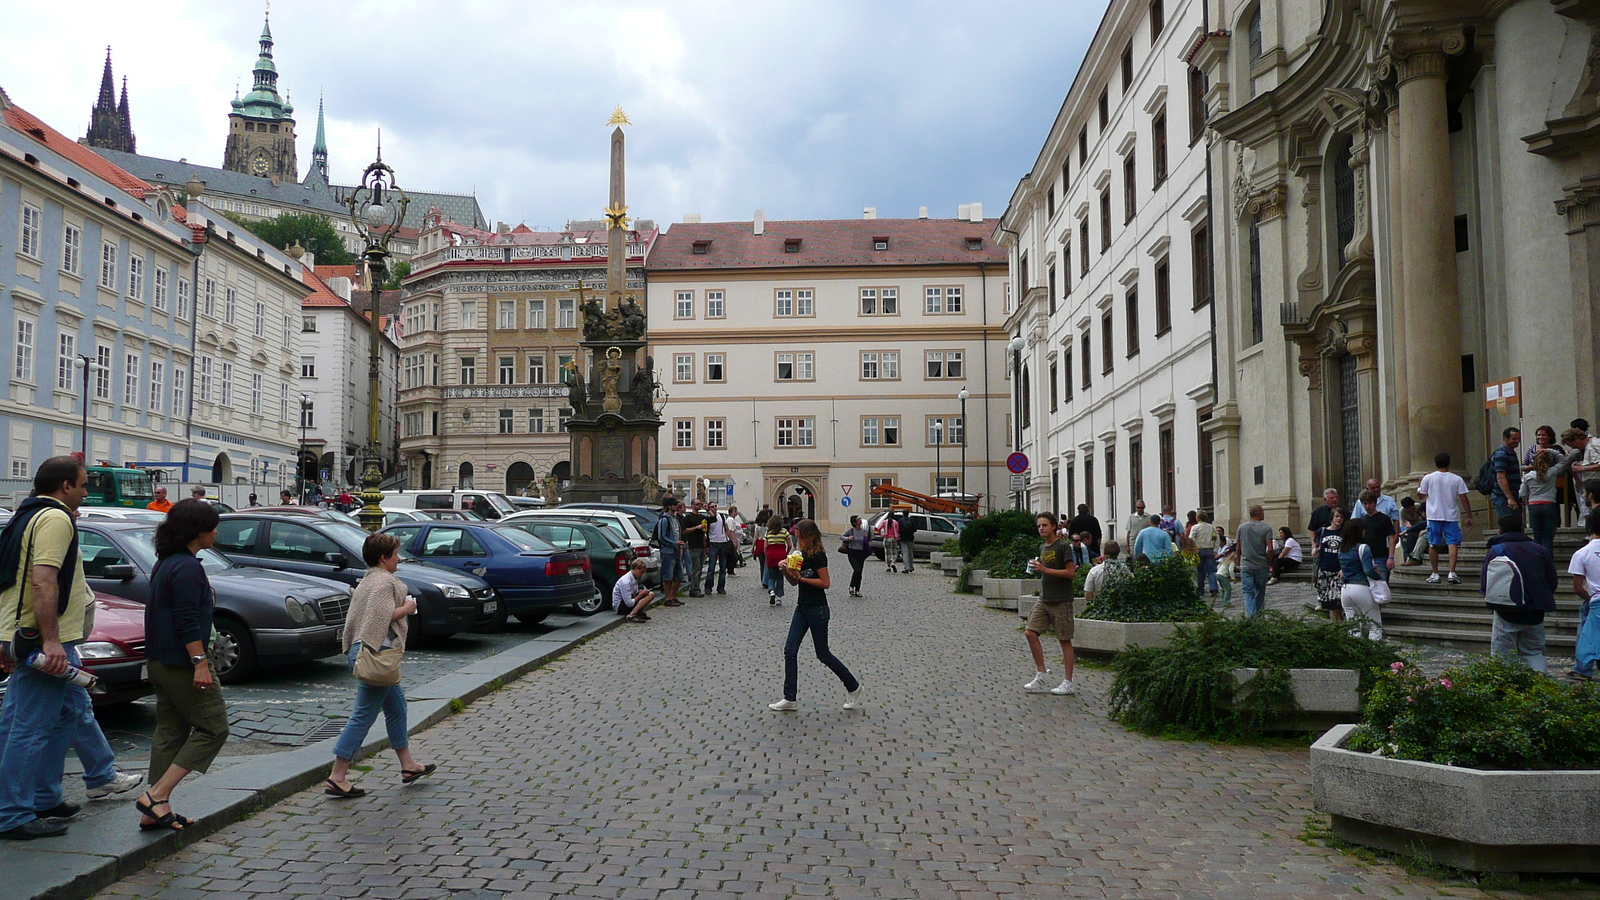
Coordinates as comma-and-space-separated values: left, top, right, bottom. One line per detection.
230, 212, 354, 266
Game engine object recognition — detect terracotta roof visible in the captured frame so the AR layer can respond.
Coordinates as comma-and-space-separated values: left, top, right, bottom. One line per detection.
3, 104, 151, 198
314, 264, 358, 282
300, 267, 346, 308
648, 218, 1007, 270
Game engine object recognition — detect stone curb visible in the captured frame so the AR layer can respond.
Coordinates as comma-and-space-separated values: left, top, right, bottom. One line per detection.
6, 612, 628, 900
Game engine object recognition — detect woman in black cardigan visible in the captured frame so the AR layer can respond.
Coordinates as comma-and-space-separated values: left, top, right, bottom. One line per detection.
136, 499, 228, 831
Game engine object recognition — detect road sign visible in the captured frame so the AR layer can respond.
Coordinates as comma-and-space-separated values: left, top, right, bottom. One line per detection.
725, 484, 734, 497
1010, 474, 1028, 493
840, 496, 852, 507
1006, 452, 1029, 474
841, 484, 853, 496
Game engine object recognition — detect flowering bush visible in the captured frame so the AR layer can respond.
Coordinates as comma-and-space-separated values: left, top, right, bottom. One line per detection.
1346, 655, 1600, 769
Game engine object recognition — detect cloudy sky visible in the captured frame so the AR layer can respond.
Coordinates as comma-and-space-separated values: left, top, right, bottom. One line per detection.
0, 0, 1107, 230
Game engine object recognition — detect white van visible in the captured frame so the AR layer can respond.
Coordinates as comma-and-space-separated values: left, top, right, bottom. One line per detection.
382, 489, 519, 521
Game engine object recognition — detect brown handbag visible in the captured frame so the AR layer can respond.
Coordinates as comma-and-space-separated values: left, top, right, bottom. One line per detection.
354, 642, 402, 686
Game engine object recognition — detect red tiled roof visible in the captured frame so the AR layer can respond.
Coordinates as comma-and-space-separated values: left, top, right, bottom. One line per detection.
300, 267, 347, 308
3, 104, 152, 199
648, 218, 1007, 270
314, 264, 359, 282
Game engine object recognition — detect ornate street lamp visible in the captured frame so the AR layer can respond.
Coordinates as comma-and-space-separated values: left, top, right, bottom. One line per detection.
345, 140, 409, 531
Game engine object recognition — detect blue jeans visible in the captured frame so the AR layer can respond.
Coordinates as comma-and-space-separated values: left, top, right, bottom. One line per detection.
333, 645, 409, 761
1241, 568, 1270, 617
705, 543, 731, 592
782, 605, 858, 702
72, 694, 117, 789
1196, 549, 1217, 594
1528, 503, 1559, 557
1491, 613, 1547, 673
685, 547, 706, 592
659, 549, 684, 583
763, 562, 786, 597
1492, 495, 1516, 526
0, 644, 82, 830
1578, 598, 1595, 677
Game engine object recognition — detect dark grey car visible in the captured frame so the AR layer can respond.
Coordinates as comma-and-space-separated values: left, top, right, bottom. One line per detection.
76, 520, 350, 683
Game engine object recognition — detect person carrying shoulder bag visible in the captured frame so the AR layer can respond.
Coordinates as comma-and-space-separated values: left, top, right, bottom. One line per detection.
325, 533, 436, 798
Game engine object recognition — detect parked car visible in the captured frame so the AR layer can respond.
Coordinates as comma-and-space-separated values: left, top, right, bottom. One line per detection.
507, 496, 547, 511
212, 513, 498, 637
503, 517, 633, 603
558, 502, 663, 536
381, 522, 594, 623
381, 507, 487, 527
245, 505, 363, 526
382, 489, 520, 521
76, 521, 351, 683
77, 508, 168, 522
503, 508, 659, 586
865, 510, 964, 560
0, 592, 153, 707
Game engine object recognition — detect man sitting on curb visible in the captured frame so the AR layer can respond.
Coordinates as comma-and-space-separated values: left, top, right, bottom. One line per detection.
612, 560, 655, 623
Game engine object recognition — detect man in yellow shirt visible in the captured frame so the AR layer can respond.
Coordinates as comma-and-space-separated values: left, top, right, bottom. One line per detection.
146, 487, 173, 514
0, 457, 94, 839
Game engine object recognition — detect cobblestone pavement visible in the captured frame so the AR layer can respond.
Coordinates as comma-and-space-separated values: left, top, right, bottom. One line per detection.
95, 564, 1526, 900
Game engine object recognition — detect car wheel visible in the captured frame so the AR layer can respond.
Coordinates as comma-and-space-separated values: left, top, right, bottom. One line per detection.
209, 615, 257, 684
513, 610, 550, 625
573, 584, 606, 616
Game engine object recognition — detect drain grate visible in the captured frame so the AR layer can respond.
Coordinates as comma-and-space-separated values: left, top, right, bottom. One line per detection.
299, 719, 347, 745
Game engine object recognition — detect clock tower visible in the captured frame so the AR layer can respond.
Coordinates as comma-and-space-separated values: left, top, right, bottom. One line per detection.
222, 16, 297, 180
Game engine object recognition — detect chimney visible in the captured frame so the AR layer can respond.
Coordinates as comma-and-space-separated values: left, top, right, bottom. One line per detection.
862, 207, 877, 219
682, 213, 702, 224
753, 210, 765, 236
958, 203, 971, 220
969, 202, 984, 223
918, 206, 929, 219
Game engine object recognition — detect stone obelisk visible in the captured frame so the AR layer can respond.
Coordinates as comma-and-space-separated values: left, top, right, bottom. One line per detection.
606, 119, 627, 309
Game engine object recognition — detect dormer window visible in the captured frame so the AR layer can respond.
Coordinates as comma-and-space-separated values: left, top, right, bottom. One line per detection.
873, 236, 890, 251
692, 240, 712, 255
784, 238, 802, 253
965, 237, 984, 251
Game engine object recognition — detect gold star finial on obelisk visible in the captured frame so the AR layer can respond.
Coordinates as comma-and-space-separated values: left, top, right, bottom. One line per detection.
607, 105, 631, 127
604, 202, 631, 231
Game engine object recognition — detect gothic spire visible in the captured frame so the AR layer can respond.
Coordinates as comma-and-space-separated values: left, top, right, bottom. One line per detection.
309, 93, 329, 180
84, 48, 135, 153
96, 47, 115, 110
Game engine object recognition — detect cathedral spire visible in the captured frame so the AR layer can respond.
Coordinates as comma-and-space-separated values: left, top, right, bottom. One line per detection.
96, 47, 115, 111
309, 93, 329, 181
84, 47, 135, 153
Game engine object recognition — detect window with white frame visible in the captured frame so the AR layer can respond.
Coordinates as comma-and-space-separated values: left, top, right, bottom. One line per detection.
558, 406, 573, 431
301, 356, 316, 378
149, 360, 164, 413
862, 416, 900, 446
557, 298, 576, 329
675, 354, 693, 383
868, 475, 896, 509
528, 409, 547, 433
861, 287, 900, 316
251, 373, 263, 415
300, 397, 314, 428
252, 301, 263, 337
302, 315, 315, 332
281, 313, 291, 348
527, 354, 545, 384
56, 332, 75, 391
498, 408, 514, 434
176, 279, 191, 320
459, 356, 477, 385
706, 353, 724, 382
122, 351, 140, 407
674, 418, 694, 449
706, 290, 725, 318
220, 361, 234, 407
775, 416, 815, 447
62, 224, 81, 275
925, 285, 963, 313
173, 366, 187, 416
498, 355, 515, 385
128, 254, 144, 302
527, 299, 546, 329
497, 300, 516, 330
100, 241, 117, 289
19, 205, 41, 259
935, 474, 961, 494
224, 288, 236, 325
927, 415, 964, 445
860, 351, 899, 380
153, 267, 168, 312
925, 350, 964, 379
706, 418, 725, 448
796, 289, 814, 315
557, 354, 574, 383
775, 351, 814, 381
675, 291, 694, 319
198, 357, 213, 402
13, 316, 35, 382
202, 278, 216, 317
278, 383, 288, 423
94, 344, 112, 400
403, 354, 424, 389
459, 300, 478, 329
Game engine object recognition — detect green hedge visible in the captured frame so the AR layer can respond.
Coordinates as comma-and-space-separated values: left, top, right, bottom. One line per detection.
957, 509, 1037, 558
1108, 612, 1401, 738
1080, 555, 1212, 623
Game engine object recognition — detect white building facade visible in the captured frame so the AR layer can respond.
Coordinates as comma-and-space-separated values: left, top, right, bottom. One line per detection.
998, 0, 1217, 540
647, 214, 1011, 532
295, 267, 399, 488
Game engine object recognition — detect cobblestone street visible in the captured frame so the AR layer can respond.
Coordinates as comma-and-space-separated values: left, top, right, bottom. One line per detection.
94, 565, 1533, 899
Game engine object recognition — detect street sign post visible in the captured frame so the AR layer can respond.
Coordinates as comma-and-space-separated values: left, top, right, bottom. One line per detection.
1010, 474, 1027, 493
841, 496, 852, 507
1006, 452, 1029, 474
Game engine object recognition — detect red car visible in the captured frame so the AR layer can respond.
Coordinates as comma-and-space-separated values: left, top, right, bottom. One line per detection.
0, 593, 151, 708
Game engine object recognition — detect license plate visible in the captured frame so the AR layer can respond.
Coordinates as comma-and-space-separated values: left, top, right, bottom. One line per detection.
139, 662, 148, 682
483, 601, 499, 614
568, 565, 585, 576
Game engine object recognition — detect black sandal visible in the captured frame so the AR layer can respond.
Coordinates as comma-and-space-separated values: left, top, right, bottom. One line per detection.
400, 764, 436, 784
324, 779, 367, 798
135, 793, 185, 831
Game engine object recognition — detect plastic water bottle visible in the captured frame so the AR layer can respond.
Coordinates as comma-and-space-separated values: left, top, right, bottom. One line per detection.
25, 651, 99, 690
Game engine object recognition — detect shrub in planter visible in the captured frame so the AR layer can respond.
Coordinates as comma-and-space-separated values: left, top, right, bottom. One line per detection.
939, 537, 962, 556
1345, 655, 1600, 770
1080, 555, 1211, 623
957, 509, 1037, 559
966, 534, 1038, 579
1108, 612, 1401, 738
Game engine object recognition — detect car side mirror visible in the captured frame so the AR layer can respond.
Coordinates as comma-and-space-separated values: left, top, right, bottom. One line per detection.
102, 564, 135, 580
324, 552, 349, 568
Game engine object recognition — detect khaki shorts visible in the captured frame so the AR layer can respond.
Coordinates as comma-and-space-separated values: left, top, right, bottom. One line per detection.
1026, 599, 1075, 641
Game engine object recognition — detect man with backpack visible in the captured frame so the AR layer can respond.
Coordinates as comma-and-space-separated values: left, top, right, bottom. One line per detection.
1481, 514, 1558, 672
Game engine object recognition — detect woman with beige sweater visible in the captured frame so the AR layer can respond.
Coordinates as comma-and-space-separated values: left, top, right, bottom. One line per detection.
325, 533, 436, 798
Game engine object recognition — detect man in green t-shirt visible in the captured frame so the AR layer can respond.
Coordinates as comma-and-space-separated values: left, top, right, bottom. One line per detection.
1022, 513, 1080, 696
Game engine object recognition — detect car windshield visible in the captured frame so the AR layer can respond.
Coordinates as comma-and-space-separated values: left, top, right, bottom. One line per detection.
120, 527, 236, 573
490, 526, 556, 553
312, 520, 420, 560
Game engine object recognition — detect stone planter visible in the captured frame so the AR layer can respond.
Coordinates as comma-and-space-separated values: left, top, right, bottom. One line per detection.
965, 569, 988, 594
1231, 668, 1360, 731
941, 555, 963, 576
1072, 618, 1180, 653
982, 577, 1040, 600
1017, 594, 1039, 619
1312, 724, 1600, 872
929, 552, 945, 566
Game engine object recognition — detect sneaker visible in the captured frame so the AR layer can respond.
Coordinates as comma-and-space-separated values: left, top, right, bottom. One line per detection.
86, 769, 144, 800
0, 819, 67, 840
1446, 572, 1461, 585
769, 591, 777, 605
1425, 573, 1441, 584
36, 802, 81, 822
1266, 577, 1280, 586
1050, 680, 1077, 696
1567, 669, 1594, 682
843, 684, 865, 710
767, 699, 797, 711
1023, 671, 1052, 692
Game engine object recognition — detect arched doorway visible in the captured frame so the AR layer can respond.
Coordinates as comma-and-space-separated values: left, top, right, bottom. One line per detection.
550, 460, 571, 482
458, 461, 475, 488
506, 461, 536, 496
212, 452, 232, 484
298, 451, 318, 484
777, 480, 816, 522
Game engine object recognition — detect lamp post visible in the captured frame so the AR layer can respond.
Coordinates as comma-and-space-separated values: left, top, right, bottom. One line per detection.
72, 354, 104, 460
958, 386, 968, 508
299, 393, 311, 505
932, 420, 943, 500
1008, 335, 1025, 510
345, 141, 409, 532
